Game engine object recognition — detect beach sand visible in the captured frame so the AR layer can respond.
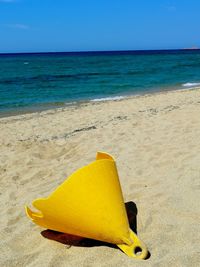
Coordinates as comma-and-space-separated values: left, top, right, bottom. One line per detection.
0, 88, 200, 267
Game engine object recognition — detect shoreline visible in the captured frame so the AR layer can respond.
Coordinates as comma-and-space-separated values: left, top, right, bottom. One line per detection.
1, 85, 200, 119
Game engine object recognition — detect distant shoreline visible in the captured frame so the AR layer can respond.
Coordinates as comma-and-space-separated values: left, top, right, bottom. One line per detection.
1, 86, 200, 119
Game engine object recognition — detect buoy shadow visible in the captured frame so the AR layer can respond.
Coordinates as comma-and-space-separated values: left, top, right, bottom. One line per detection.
41, 201, 150, 258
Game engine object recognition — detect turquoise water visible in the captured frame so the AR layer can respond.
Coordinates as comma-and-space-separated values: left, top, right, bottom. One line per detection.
1, 50, 200, 115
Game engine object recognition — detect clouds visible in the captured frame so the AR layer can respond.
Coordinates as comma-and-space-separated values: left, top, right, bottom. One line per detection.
166, 5, 176, 12
1, 0, 28, 31
5, 23, 29, 30
161, 2, 177, 12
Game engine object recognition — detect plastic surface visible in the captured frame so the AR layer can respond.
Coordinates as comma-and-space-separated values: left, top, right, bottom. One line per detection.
25, 152, 148, 259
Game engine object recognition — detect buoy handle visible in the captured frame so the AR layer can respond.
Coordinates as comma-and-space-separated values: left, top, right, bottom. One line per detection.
117, 229, 148, 259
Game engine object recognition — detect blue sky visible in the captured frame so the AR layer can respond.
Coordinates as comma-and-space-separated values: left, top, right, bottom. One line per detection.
0, 0, 199, 53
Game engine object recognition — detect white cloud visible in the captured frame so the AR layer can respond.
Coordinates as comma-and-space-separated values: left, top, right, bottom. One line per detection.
167, 5, 176, 11
163, 4, 176, 12
5, 23, 29, 29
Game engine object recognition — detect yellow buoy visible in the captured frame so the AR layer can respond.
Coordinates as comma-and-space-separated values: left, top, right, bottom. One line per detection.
25, 152, 148, 259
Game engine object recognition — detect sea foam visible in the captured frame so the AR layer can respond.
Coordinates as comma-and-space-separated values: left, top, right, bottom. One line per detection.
91, 96, 125, 102
182, 82, 200, 87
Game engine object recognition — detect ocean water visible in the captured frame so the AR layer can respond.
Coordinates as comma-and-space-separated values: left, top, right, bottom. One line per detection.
1, 49, 200, 115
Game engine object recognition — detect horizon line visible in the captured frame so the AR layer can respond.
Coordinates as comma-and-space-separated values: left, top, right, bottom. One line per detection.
0, 47, 200, 55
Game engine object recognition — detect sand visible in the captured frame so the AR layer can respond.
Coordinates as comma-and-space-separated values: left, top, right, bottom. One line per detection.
0, 88, 200, 267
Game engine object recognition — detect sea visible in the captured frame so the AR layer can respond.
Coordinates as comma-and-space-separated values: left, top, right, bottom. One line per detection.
1, 49, 200, 116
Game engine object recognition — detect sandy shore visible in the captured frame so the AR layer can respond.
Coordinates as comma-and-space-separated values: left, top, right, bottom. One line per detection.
1, 88, 200, 266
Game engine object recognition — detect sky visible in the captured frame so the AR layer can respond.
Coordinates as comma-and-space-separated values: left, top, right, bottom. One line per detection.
0, 0, 200, 53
